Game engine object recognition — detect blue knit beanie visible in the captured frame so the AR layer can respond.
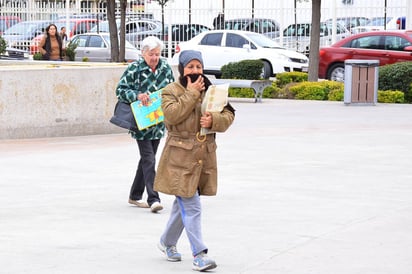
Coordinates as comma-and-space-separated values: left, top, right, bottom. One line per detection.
179, 50, 204, 68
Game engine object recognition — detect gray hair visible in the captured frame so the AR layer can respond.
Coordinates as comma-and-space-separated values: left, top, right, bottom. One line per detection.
140, 36, 163, 53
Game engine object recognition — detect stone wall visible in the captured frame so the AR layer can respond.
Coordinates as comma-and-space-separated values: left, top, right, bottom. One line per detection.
0, 61, 129, 139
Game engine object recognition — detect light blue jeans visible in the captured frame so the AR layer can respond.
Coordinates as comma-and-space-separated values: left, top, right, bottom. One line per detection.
160, 192, 207, 256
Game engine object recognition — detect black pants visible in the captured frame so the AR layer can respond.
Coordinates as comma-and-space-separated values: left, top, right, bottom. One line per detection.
129, 139, 161, 206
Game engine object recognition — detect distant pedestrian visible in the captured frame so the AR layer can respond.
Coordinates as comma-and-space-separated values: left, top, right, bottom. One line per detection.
38, 23, 63, 61
60, 26, 68, 49
213, 12, 225, 30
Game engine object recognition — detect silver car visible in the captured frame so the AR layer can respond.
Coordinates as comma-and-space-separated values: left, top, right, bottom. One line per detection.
69, 33, 141, 62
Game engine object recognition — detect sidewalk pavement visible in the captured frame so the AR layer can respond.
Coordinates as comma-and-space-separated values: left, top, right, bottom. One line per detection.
1, 99, 412, 274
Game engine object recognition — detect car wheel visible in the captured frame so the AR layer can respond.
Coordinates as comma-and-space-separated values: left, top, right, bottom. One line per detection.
261, 61, 272, 79
327, 63, 345, 82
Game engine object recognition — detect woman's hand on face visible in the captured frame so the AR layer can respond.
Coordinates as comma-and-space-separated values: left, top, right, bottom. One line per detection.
186, 75, 205, 94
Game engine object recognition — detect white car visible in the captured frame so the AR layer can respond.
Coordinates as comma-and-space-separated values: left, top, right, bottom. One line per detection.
172, 30, 308, 79
70, 33, 141, 62
350, 16, 405, 34
275, 22, 350, 55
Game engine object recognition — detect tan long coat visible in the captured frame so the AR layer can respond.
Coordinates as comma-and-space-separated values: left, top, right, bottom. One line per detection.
154, 82, 235, 198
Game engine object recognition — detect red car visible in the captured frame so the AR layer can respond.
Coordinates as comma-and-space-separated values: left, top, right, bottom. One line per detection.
318, 30, 412, 81
0, 16, 21, 35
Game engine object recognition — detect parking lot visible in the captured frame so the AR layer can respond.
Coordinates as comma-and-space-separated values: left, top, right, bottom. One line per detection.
1, 98, 412, 273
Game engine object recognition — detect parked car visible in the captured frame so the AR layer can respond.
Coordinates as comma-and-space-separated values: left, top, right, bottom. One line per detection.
69, 33, 141, 62
351, 16, 406, 34
90, 18, 162, 48
2, 20, 52, 51
160, 23, 211, 55
0, 47, 29, 60
224, 18, 280, 40
350, 16, 393, 34
90, 20, 210, 56
29, 18, 100, 54
172, 30, 309, 79
275, 21, 350, 55
0, 15, 21, 35
324, 16, 370, 33
318, 30, 412, 82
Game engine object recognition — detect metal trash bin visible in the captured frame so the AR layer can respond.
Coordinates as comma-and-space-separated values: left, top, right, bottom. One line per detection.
344, 59, 379, 105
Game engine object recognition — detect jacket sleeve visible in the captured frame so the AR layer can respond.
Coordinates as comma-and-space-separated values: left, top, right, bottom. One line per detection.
161, 83, 202, 125
115, 62, 139, 103
209, 105, 235, 133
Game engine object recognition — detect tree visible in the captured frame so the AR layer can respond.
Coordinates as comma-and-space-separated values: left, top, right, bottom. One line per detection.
107, 0, 127, 62
118, 0, 127, 61
308, 0, 321, 82
156, 0, 169, 49
107, 0, 119, 62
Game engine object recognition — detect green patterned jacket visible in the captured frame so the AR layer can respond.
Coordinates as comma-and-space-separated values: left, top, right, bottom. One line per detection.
115, 58, 175, 140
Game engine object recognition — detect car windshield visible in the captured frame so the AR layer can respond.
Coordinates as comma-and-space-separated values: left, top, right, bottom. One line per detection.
90, 20, 121, 32
367, 17, 392, 26
225, 20, 248, 30
4, 22, 37, 35
245, 32, 284, 49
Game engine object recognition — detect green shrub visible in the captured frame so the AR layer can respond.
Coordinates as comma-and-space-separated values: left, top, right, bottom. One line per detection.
275, 72, 308, 87
228, 84, 276, 99
33, 52, 42, 60
289, 82, 326, 100
65, 40, 79, 61
276, 82, 300, 99
377, 90, 405, 103
263, 84, 280, 98
379, 62, 412, 102
327, 89, 344, 101
318, 80, 344, 101
221, 59, 263, 80
228, 87, 254, 98
0, 36, 6, 55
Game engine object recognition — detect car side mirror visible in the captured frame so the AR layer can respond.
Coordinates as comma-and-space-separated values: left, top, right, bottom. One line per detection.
242, 44, 251, 51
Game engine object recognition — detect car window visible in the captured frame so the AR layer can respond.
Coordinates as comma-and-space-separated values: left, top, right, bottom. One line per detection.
73, 36, 87, 47
0, 20, 6, 32
126, 22, 138, 33
385, 35, 412, 51
88, 35, 105, 48
246, 21, 259, 32
225, 33, 249, 48
297, 24, 309, 36
200, 33, 222, 46
345, 36, 383, 49
261, 20, 279, 32
335, 24, 348, 34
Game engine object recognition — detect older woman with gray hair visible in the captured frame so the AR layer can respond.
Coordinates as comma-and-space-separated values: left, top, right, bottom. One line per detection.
115, 36, 174, 213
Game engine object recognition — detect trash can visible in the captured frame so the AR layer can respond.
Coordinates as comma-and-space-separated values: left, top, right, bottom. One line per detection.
344, 59, 379, 105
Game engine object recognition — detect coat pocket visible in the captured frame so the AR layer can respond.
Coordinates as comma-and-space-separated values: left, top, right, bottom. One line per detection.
167, 138, 195, 169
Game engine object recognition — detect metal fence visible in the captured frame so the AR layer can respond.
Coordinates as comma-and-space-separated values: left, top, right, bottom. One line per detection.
0, 0, 409, 58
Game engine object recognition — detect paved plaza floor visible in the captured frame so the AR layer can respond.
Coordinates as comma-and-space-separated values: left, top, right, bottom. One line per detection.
1, 99, 412, 274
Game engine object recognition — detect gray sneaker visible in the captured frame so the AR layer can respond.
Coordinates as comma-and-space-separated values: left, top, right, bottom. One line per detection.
157, 242, 182, 262
192, 252, 217, 271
